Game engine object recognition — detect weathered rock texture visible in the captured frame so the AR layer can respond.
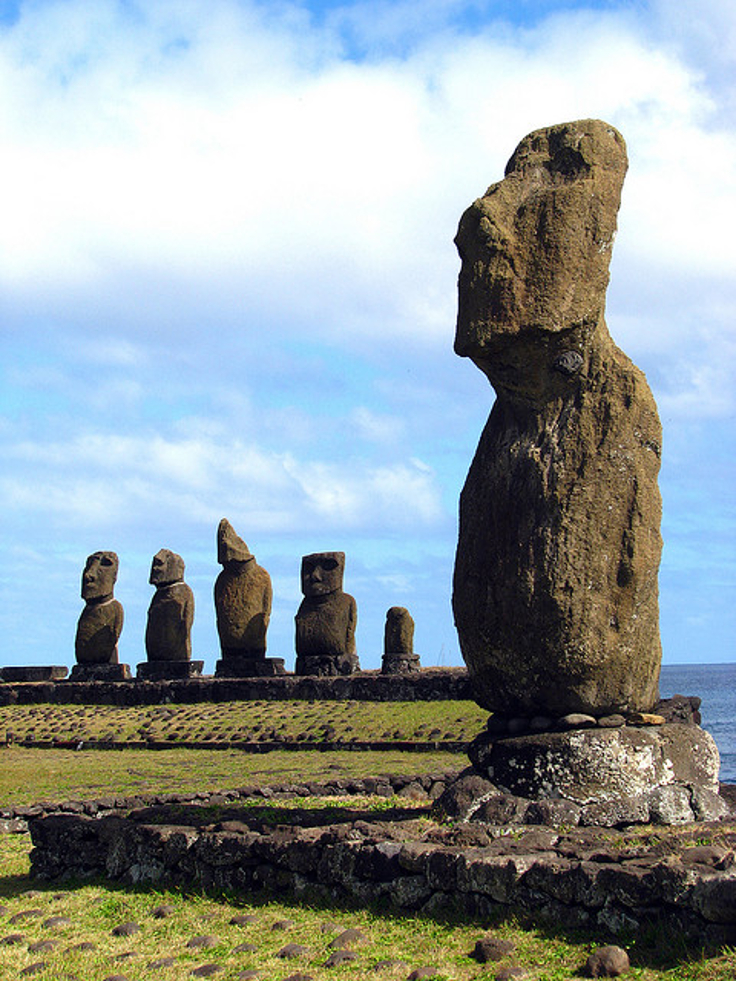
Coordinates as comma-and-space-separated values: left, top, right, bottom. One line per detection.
145, 549, 194, 662
214, 520, 277, 677
295, 552, 359, 676
452, 119, 662, 716
74, 552, 124, 665
382, 607, 420, 675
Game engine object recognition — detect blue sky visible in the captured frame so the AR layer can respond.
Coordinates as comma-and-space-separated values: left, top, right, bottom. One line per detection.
0, 0, 734, 674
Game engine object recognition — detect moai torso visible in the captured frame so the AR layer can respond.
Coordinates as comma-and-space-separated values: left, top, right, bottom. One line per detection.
75, 551, 124, 664
295, 552, 359, 675
145, 549, 194, 662
214, 519, 272, 657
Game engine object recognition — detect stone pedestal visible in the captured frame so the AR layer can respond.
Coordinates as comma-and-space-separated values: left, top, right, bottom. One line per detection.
0, 666, 69, 682
68, 663, 131, 682
438, 723, 727, 827
214, 657, 285, 678
295, 653, 359, 677
137, 660, 204, 681
381, 653, 421, 675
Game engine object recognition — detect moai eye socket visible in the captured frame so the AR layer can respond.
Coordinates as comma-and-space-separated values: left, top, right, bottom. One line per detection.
322, 559, 338, 571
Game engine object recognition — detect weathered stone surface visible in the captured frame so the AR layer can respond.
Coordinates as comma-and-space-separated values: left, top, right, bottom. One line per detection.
75, 552, 124, 665
382, 607, 420, 674
466, 723, 726, 824
0, 666, 68, 682
145, 549, 194, 662
585, 945, 630, 977
452, 118, 662, 717
137, 660, 204, 680
214, 520, 272, 660
295, 553, 359, 676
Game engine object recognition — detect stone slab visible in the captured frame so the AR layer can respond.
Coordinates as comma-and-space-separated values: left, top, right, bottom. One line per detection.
68, 663, 132, 682
136, 660, 204, 680
214, 657, 286, 678
0, 666, 68, 682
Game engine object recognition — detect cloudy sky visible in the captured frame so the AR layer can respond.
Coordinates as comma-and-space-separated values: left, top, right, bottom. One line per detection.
1, 0, 733, 675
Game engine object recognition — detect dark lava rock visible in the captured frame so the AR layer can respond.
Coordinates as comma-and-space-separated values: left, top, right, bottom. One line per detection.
9, 909, 44, 924
280, 975, 314, 981
111, 921, 140, 937
277, 942, 310, 959
495, 969, 530, 980
237, 973, 263, 980
191, 966, 224, 978
329, 928, 368, 948
585, 945, 631, 977
186, 935, 219, 949
324, 949, 358, 967
407, 969, 441, 980
20, 964, 46, 977
151, 904, 176, 918
29, 940, 58, 953
234, 942, 258, 953
43, 915, 71, 929
471, 935, 516, 962
70, 941, 97, 951
372, 961, 409, 974
149, 957, 176, 968
271, 919, 294, 931
230, 913, 259, 926
0, 933, 25, 944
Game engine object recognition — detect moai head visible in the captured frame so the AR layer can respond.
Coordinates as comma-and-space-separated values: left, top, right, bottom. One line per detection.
81, 551, 119, 602
217, 518, 254, 568
454, 119, 628, 403
384, 606, 414, 655
301, 552, 345, 598
150, 549, 185, 588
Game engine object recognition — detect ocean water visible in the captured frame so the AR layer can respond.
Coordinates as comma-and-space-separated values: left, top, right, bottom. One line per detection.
659, 663, 736, 784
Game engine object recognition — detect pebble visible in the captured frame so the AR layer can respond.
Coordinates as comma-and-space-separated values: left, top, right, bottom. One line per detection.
0, 933, 25, 945
20, 964, 46, 977
29, 939, 58, 953
191, 965, 224, 978
371, 960, 409, 974
230, 913, 259, 926
585, 945, 630, 977
234, 942, 258, 953
111, 922, 140, 937
151, 904, 176, 918
9, 909, 44, 924
329, 928, 368, 948
324, 949, 358, 966
271, 919, 294, 931
407, 969, 441, 980
149, 957, 176, 968
186, 935, 219, 949
471, 935, 516, 963
277, 942, 310, 959
43, 915, 71, 929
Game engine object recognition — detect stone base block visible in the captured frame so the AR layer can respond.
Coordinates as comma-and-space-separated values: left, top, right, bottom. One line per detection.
381, 653, 421, 675
214, 657, 286, 678
0, 665, 69, 682
137, 660, 204, 680
69, 663, 132, 682
436, 723, 727, 827
295, 653, 360, 677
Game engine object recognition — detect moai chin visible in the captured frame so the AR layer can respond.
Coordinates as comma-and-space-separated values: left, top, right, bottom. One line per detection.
382, 606, 421, 675
295, 551, 359, 676
145, 549, 195, 662
452, 119, 663, 717
73, 551, 127, 678
214, 519, 283, 677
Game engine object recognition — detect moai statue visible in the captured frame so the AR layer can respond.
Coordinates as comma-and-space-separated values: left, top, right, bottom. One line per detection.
295, 551, 359, 676
382, 607, 421, 674
71, 551, 129, 680
214, 519, 283, 677
137, 549, 202, 680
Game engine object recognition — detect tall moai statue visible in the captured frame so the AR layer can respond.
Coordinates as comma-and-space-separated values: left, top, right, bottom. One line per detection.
435, 119, 726, 826
137, 549, 202, 680
381, 606, 420, 675
295, 552, 359, 676
452, 119, 663, 718
214, 519, 284, 677
71, 551, 130, 681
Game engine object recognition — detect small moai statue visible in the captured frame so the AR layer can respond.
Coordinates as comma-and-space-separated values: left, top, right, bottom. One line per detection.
137, 549, 202, 680
295, 551, 359, 676
71, 551, 129, 681
214, 519, 283, 677
381, 606, 421, 675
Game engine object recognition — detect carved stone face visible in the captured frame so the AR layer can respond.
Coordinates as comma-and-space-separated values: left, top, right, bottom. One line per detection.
150, 548, 185, 587
81, 551, 118, 601
217, 518, 254, 567
301, 552, 344, 598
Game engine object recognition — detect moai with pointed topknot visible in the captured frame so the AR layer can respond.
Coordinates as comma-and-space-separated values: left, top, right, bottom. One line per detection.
137, 549, 202, 680
214, 519, 283, 677
71, 550, 129, 680
295, 551, 359, 676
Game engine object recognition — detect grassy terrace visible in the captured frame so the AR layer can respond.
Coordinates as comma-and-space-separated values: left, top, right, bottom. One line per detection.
1, 700, 735, 979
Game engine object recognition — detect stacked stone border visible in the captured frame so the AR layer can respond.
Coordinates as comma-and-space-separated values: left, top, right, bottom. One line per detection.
0, 667, 471, 706
27, 778, 736, 949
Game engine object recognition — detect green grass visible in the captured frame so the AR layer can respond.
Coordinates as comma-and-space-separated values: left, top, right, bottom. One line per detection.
0, 747, 460, 807
0, 700, 487, 746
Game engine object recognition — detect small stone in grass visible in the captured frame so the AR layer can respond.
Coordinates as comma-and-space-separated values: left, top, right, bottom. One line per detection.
29, 940, 58, 953
111, 922, 140, 937
20, 964, 46, 977
329, 928, 368, 948
407, 969, 441, 980
43, 915, 71, 929
281, 975, 314, 981
372, 960, 409, 974
237, 972, 263, 980
186, 935, 219, 949
319, 921, 343, 934
70, 941, 97, 951
271, 919, 294, 931
471, 935, 516, 962
234, 942, 258, 953
230, 913, 259, 926
0, 933, 25, 945
191, 965, 224, 978
9, 909, 44, 924
149, 957, 176, 968
324, 949, 358, 967
495, 968, 530, 980
277, 943, 310, 959
115, 951, 139, 960
585, 946, 631, 977
151, 904, 176, 918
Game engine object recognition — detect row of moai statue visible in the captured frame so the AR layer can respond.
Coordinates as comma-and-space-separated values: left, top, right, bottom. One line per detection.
69, 518, 420, 682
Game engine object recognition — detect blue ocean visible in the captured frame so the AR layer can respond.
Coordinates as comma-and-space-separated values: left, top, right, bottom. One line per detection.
659, 663, 736, 785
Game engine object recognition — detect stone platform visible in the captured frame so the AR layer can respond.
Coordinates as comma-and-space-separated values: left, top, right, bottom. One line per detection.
69, 663, 131, 682
0, 666, 68, 682
214, 656, 285, 678
136, 660, 204, 680
27, 777, 736, 947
